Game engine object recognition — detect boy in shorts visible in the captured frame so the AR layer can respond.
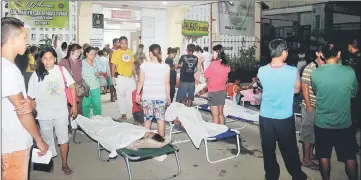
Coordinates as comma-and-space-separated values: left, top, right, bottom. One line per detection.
132, 89, 144, 125
176, 44, 199, 107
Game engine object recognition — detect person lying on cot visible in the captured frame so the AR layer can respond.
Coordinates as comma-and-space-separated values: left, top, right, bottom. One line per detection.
126, 132, 167, 151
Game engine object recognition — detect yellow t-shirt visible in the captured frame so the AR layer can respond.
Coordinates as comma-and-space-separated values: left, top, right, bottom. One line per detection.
26, 54, 35, 72
111, 49, 135, 77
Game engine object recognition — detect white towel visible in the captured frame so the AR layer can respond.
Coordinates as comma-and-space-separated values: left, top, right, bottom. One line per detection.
165, 102, 228, 148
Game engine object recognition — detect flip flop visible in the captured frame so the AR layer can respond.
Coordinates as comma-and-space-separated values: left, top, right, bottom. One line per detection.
62, 166, 73, 175
302, 162, 319, 170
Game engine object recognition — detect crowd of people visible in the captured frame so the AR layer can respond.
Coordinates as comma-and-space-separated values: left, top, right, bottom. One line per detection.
1, 16, 360, 180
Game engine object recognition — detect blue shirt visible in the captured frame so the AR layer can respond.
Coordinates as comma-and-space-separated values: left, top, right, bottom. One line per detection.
258, 64, 298, 119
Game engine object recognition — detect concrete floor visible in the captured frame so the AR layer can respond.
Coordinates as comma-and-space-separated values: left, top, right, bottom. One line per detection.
30, 94, 360, 180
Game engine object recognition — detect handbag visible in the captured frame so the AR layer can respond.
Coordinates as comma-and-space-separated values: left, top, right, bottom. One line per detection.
59, 66, 75, 106
67, 59, 90, 97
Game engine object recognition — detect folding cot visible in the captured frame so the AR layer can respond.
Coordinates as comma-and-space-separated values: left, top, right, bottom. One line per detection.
73, 115, 181, 180
166, 102, 241, 164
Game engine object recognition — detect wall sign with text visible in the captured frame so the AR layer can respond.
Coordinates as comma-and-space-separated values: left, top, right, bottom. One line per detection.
182, 20, 209, 36
9, 0, 69, 28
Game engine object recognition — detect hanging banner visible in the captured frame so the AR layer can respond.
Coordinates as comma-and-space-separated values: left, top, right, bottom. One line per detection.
182, 20, 209, 36
218, 0, 255, 36
8, 0, 69, 28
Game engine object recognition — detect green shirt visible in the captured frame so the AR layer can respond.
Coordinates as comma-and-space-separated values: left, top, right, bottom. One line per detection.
311, 64, 358, 129
82, 60, 100, 90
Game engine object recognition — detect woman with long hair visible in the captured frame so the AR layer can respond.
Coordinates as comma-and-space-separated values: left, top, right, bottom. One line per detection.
136, 44, 170, 138
59, 43, 83, 115
24, 46, 38, 91
27, 47, 77, 175
204, 44, 231, 124
81, 46, 103, 118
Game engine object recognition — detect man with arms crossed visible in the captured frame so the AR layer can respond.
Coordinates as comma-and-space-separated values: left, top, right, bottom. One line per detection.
111, 36, 137, 120
258, 39, 312, 180
299, 49, 324, 170
311, 42, 358, 180
1, 17, 48, 180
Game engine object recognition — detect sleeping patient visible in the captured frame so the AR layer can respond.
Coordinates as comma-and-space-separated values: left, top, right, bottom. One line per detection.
126, 132, 170, 151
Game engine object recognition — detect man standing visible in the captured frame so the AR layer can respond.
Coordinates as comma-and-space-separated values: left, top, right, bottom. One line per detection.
108, 38, 119, 102
312, 42, 358, 180
111, 36, 137, 120
176, 44, 198, 107
299, 49, 324, 170
346, 38, 361, 137
1, 17, 48, 180
258, 39, 311, 180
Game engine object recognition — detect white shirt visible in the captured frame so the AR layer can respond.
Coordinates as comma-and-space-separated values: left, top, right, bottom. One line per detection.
202, 52, 212, 71
28, 65, 75, 120
140, 62, 170, 100
2, 57, 33, 153
55, 46, 66, 62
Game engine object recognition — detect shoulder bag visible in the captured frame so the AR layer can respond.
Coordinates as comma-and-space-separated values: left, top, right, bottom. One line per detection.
67, 59, 90, 97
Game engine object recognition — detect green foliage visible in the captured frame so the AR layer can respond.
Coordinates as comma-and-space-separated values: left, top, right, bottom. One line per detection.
228, 38, 259, 72
37, 37, 53, 52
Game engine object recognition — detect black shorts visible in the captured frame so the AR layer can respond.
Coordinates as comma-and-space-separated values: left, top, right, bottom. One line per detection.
314, 125, 357, 162
133, 111, 144, 123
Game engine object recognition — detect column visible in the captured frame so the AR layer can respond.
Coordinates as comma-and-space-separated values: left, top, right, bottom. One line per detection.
167, 5, 191, 50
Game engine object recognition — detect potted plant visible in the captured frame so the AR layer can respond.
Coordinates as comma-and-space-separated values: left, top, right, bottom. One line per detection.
228, 38, 259, 83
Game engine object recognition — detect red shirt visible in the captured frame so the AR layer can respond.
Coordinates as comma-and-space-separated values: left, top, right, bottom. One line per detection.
204, 60, 230, 92
132, 90, 142, 113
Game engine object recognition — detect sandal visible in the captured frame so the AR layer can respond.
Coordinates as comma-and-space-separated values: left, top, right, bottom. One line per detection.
302, 162, 319, 170
62, 166, 73, 175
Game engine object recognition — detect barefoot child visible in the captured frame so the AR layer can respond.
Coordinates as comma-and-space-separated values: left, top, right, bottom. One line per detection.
132, 89, 144, 125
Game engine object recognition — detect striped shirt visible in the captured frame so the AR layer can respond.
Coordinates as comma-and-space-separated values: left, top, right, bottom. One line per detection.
301, 62, 317, 106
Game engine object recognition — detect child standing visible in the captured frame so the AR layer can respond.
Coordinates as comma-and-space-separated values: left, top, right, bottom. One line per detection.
132, 89, 144, 125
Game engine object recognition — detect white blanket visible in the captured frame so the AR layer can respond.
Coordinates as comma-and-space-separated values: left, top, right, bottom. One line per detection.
223, 99, 259, 122
165, 102, 228, 148
75, 115, 150, 158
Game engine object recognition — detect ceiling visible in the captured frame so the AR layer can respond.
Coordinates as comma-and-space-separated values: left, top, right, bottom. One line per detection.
93, 1, 216, 9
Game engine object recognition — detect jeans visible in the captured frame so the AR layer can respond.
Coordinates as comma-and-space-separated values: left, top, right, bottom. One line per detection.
259, 115, 307, 180
82, 88, 102, 118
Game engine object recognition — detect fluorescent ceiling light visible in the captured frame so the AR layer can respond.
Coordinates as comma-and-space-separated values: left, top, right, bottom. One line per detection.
162, 1, 167, 5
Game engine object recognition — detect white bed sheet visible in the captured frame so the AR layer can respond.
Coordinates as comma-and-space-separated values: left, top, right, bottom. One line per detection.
75, 115, 149, 158
165, 102, 228, 148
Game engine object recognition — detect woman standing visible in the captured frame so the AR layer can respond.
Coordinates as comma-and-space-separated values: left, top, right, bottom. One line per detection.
82, 46, 103, 118
136, 44, 170, 138
165, 47, 179, 102
204, 44, 230, 124
59, 44, 84, 115
194, 45, 204, 84
28, 48, 77, 175
24, 46, 38, 91
95, 50, 110, 94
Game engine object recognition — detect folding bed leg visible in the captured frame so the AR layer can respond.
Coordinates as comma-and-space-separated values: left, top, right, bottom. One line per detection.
174, 151, 181, 177
124, 157, 133, 180
204, 133, 241, 164
97, 142, 109, 162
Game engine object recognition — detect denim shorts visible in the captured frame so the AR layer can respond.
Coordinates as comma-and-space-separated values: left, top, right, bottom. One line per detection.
142, 100, 166, 121
176, 82, 195, 101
